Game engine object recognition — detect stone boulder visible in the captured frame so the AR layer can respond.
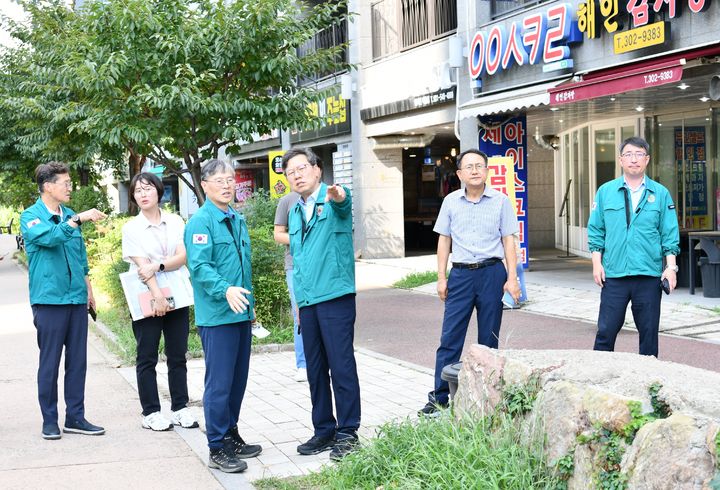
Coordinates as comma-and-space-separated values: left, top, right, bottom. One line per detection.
453, 346, 720, 490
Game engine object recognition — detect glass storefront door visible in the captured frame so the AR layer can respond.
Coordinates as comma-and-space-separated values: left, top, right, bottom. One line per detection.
653, 114, 715, 231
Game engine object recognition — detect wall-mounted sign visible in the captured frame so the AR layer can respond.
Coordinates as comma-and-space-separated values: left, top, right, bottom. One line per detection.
577, 0, 713, 40
360, 87, 456, 121
613, 21, 667, 54
290, 93, 350, 143
468, 3, 582, 79
268, 151, 289, 199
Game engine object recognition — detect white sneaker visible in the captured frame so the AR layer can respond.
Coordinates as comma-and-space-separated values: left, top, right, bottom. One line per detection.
142, 411, 172, 431
294, 367, 307, 382
170, 407, 199, 428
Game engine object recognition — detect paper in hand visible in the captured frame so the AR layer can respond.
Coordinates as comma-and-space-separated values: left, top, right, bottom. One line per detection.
251, 322, 270, 339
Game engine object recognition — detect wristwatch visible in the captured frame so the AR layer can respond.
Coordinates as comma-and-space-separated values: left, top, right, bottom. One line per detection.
665, 265, 679, 272
158, 263, 165, 272
72, 215, 82, 226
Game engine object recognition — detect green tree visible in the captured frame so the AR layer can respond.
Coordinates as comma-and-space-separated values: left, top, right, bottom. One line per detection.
1, 0, 350, 205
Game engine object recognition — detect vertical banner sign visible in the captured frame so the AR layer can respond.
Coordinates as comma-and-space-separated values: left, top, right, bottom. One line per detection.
675, 127, 708, 229
478, 116, 529, 268
268, 151, 289, 199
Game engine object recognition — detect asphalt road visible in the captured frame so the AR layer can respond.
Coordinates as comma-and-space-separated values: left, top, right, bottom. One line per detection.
355, 288, 720, 373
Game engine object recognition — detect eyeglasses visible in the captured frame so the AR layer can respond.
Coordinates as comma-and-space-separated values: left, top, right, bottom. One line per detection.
204, 178, 235, 187
285, 163, 313, 179
461, 164, 488, 172
621, 152, 648, 159
133, 186, 156, 195
53, 179, 72, 189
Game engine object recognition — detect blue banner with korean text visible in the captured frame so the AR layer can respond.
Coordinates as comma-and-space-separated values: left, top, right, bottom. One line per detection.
478, 116, 529, 268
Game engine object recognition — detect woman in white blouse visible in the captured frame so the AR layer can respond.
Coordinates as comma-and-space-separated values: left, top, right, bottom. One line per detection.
121, 173, 198, 432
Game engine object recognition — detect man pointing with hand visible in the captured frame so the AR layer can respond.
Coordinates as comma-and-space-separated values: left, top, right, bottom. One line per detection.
282, 148, 361, 461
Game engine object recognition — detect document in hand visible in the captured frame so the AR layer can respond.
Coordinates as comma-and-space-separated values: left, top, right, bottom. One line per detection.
119, 266, 194, 321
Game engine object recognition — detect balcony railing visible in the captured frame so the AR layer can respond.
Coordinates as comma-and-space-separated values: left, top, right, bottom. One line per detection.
372, 0, 457, 60
298, 19, 348, 85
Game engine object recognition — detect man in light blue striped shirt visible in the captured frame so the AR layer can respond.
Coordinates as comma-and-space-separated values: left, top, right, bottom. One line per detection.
420, 149, 520, 417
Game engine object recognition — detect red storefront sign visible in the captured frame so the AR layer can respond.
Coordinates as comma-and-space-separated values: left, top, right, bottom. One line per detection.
549, 59, 684, 105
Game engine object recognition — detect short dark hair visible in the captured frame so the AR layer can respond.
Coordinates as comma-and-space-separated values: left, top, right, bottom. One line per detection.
35, 161, 70, 193
455, 149, 489, 169
281, 147, 322, 172
129, 172, 165, 206
201, 159, 235, 181
619, 137, 650, 156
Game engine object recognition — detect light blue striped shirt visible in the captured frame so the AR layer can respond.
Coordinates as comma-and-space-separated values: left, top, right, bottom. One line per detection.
623, 176, 646, 211
433, 187, 519, 263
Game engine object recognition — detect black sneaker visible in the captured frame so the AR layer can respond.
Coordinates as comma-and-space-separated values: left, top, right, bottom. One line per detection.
329, 435, 358, 461
42, 422, 61, 440
226, 426, 262, 459
418, 401, 449, 418
208, 444, 247, 473
297, 434, 335, 455
63, 418, 105, 436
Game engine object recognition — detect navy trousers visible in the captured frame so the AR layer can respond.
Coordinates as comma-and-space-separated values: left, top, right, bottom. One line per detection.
594, 276, 662, 357
198, 322, 252, 449
32, 304, 88, 425
132, 307, 190, 415
299, 294, 361, 439
431, 262, 506, 405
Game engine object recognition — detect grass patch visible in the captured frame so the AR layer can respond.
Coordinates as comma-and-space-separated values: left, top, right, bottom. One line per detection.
255, 411, 560, 490
392, 270, 439, 289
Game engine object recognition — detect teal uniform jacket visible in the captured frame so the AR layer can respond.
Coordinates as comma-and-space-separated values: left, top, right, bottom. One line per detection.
21, 198, 89, 305
184, 200, 254, 327
588, 176, 680, 278
288, 183, 355, 308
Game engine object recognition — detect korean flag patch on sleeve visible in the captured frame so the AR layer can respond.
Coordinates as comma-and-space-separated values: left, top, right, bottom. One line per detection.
192, 234, 208, 244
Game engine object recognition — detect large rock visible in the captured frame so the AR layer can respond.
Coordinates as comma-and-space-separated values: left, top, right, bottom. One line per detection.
453, 346, 720, 489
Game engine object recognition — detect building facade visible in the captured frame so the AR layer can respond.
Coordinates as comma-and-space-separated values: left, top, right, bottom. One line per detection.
455, 0, 719, 279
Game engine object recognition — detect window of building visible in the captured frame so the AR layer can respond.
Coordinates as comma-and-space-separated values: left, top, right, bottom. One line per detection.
491, 0, 545, 19
371, 0, 457, 61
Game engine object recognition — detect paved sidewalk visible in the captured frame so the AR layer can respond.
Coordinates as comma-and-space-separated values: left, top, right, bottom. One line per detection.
121, 349, 432, 486
0, 234, 220, 490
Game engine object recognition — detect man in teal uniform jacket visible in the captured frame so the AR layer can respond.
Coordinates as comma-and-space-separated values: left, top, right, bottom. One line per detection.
184, 159, 262, 473
588, 136, 680, 357
282, 147, 361, 461
21, 161, 107, 440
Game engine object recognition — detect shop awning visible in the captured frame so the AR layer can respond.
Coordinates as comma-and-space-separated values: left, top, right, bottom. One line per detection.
458, 79, 569, 120
548, 58, 685, 106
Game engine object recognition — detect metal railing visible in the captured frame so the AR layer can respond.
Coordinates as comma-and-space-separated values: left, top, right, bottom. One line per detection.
372, 0, 457, 60
298, 19, 348, 85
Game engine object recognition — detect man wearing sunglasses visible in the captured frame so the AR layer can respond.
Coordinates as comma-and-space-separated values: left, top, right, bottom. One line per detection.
588, 136, 680, 357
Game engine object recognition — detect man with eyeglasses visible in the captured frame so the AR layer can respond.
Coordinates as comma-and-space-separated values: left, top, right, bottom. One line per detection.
21, 161, 107, 440
419, 149, 521, 417
184, 159, 262, 473
588, 136, 679, 357
281, 147, 361, 461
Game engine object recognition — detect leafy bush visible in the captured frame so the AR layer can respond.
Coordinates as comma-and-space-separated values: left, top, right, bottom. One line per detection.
240, 189, 278, 229
69, 185, 112, 215
250, 224, 293, 341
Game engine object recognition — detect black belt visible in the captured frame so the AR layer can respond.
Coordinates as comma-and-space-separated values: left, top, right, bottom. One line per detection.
452, 258, 502, 270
